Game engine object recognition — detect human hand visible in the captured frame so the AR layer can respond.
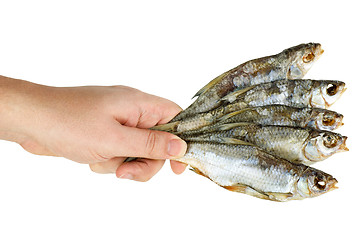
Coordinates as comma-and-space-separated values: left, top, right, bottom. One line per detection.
0, 76, 187, 181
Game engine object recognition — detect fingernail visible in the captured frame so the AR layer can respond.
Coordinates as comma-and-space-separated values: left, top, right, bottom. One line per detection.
168, 138, 187, 158
118, 173, 134, 180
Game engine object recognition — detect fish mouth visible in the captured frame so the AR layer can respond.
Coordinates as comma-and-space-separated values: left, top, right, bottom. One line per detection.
341, 87, 348, 95
339, 136, 349, 152
313, 43, 324, 59
335, 121, 345, 129
335, 117, 344, 129
338, 116, 345, 127
327, 178, 339, 191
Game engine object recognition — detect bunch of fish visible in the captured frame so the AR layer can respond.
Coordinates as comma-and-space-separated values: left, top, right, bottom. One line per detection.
154, 43, 348, 201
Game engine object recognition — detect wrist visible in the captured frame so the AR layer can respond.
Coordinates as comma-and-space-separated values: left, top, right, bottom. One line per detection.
0, 75, 48, 144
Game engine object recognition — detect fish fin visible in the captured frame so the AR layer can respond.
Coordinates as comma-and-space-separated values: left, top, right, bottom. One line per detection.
220, 85, 256, 103
217, 122, 251, 131
220, 137, 254, 146
183, 136, 209, 142
190, 167, 210, 180
223, 184, 271, 200
223, 184, 248, 193
151, 122, 179, 133
190, 168, 269, 201
217, 109, 251, 123
184, 136, 253, 146
266, 192, 293, 202
192, 70, 231, 98
124, 157, 137, 162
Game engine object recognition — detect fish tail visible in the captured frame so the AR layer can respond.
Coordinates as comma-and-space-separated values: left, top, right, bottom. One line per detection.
151, 122, 180, 133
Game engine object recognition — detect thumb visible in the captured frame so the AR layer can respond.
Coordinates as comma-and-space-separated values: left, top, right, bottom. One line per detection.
115, 126, 187, 160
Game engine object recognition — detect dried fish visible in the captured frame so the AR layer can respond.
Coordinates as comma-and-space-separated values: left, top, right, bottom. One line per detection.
182, 123, 348, 165
220, 79, 346, 109
132, 44, 347, 202
173, 43, 323, 121
175, 141, 338, 201
153, 105, 343, 134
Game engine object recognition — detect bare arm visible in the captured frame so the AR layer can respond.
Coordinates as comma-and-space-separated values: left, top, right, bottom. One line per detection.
0, 75, 187, 181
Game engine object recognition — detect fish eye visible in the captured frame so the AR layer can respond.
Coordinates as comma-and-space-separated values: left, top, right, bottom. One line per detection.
326, 84, 339, 96
323, 133, 338, 148
314, 176, 327, 191
302, 52, 315, 63
322, 114, 335, 126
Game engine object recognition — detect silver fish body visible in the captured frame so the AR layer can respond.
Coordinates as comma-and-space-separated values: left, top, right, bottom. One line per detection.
220, 79, 346, 110
182, 124, 348, 165
173, 43, 323, 121
183, 105, 342, 134
153, 105, 343, 134
176, 142, 338, 201
203, 106, 344, 133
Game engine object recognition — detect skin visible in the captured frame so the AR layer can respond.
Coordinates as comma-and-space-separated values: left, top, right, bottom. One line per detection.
0, 75, 187, 182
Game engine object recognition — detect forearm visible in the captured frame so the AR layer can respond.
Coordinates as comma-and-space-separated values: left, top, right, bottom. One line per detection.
0, 75, 46, 144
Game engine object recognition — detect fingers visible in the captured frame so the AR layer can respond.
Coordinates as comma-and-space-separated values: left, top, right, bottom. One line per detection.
132, 91, 183, 127
112, 88, 182, 129
89, 158, 124, 174
112, 126, 187, 160
90, 158, 187, 181
170, 160, 187, 175
116, 158, 165, 182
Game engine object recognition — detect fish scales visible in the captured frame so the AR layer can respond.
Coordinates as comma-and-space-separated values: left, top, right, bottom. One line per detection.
211, 106, 343, 131
130, 43, 345, 201
190, 125, 310, 163
152, 105, 344, 134
176, 142, 337, 201
172, 43, 323, 121
246, 126, 312, 163
182, 124, 348, 165
220, 79, 345, 110
180, 143, 299, 193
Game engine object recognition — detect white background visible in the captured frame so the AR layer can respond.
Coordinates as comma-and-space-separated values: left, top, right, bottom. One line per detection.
0, 0, 358, 239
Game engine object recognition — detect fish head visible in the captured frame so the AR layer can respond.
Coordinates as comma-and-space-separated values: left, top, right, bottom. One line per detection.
310, 81, 346, 108
307, 109, 344, 131
303, 131, 348, 162
285, 43, 324, 79
297, 168, 338, 198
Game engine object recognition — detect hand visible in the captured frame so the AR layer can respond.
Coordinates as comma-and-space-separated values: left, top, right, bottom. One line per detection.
0, 76, 187, 181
